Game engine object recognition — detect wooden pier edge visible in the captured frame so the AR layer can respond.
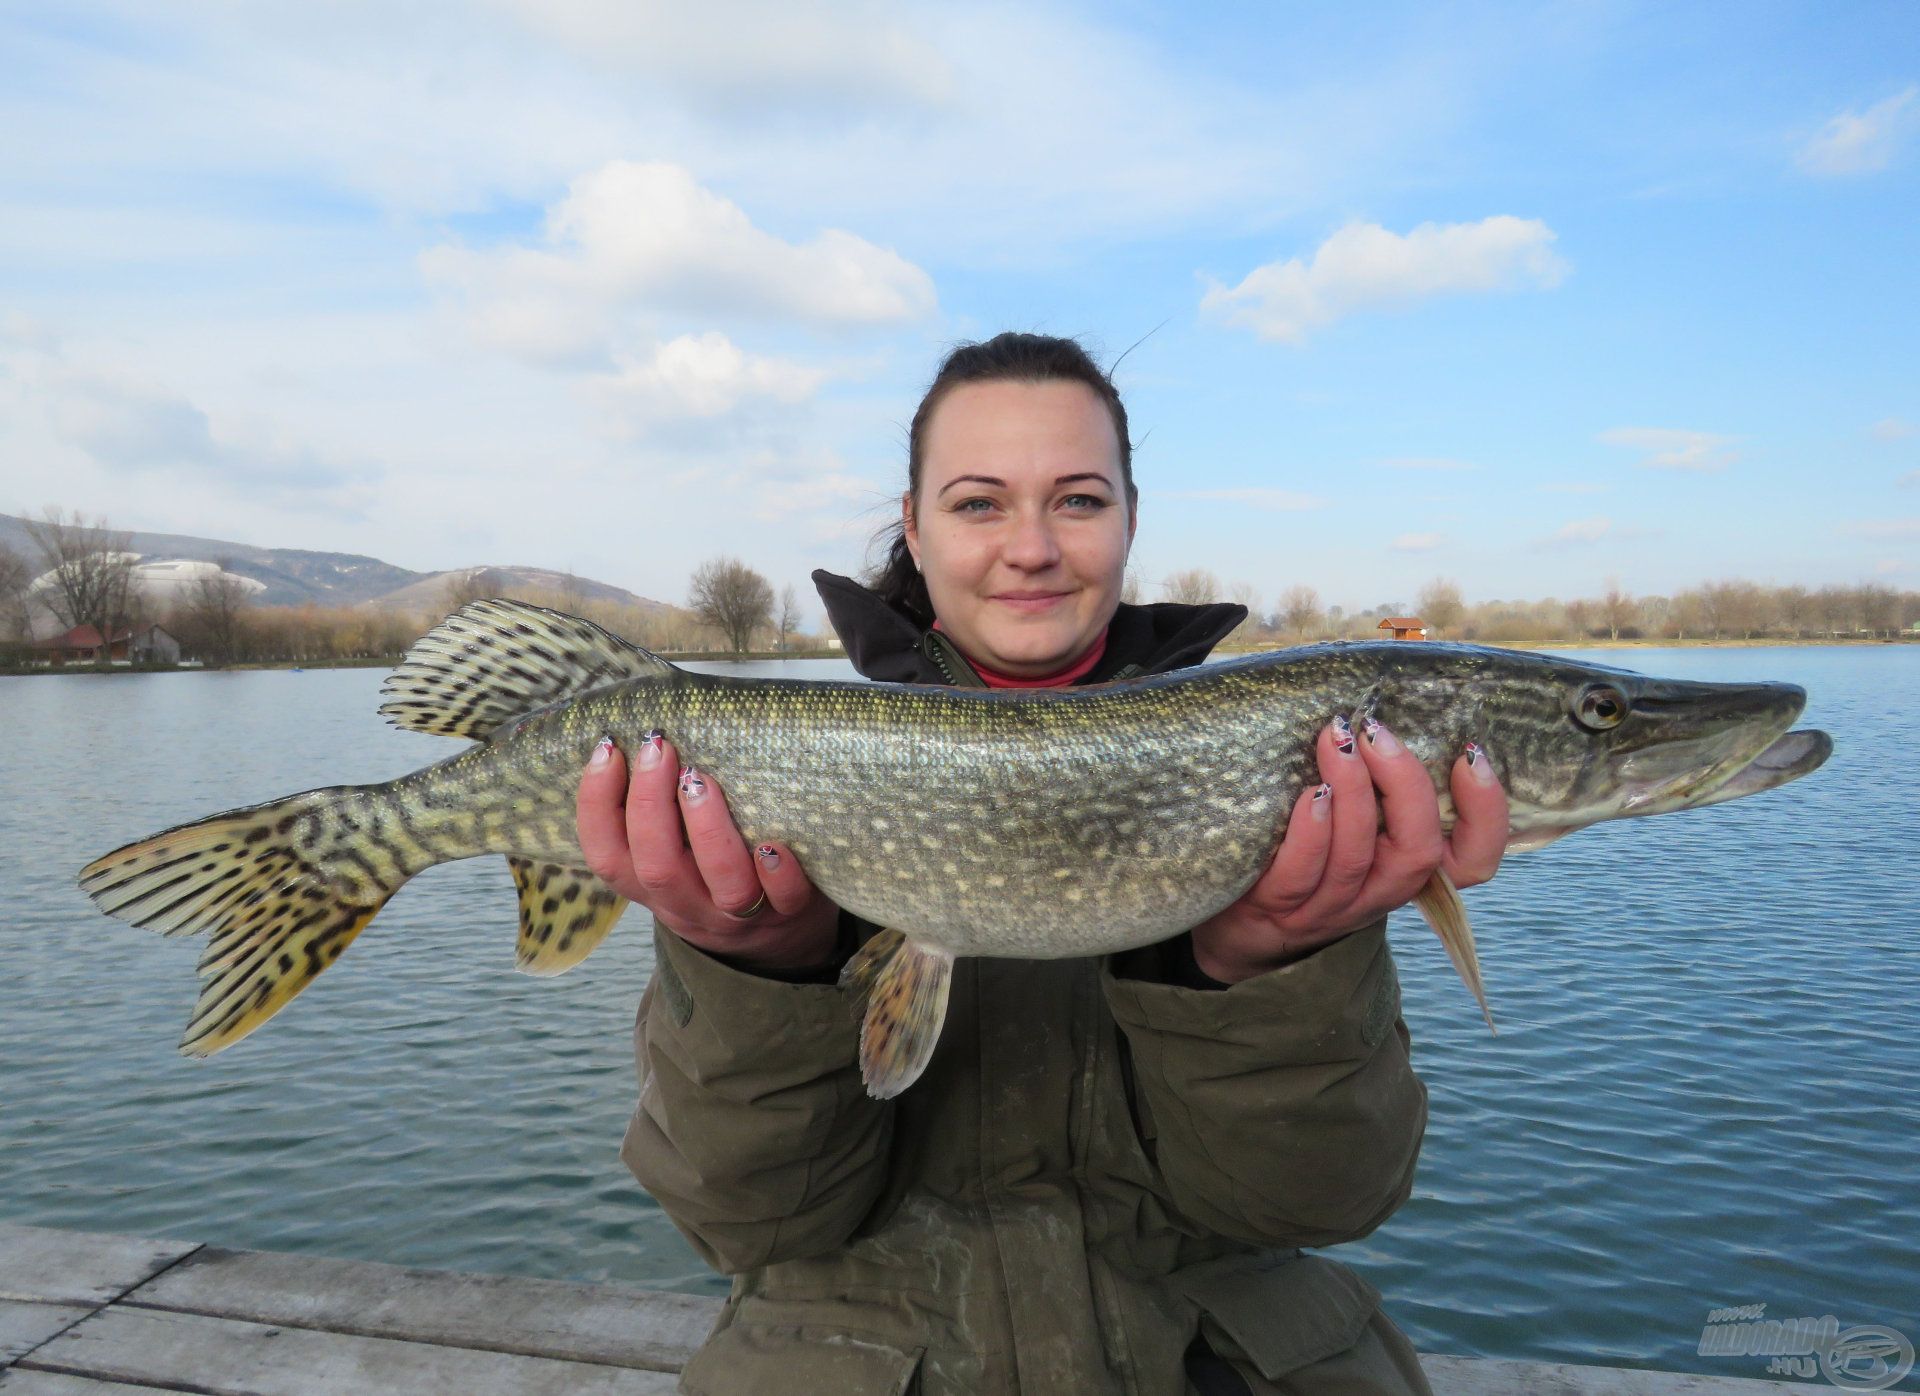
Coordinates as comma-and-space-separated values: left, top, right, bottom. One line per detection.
0, 1223, 1811, 1394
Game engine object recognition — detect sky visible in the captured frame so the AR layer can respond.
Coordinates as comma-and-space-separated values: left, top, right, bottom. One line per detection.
0, 1, 1915, 621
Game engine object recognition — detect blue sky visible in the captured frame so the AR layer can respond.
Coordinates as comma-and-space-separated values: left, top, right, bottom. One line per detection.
1, 2, 1914, 619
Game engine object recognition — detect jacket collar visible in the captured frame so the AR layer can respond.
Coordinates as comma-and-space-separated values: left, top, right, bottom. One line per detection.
811, 569, 1248, 687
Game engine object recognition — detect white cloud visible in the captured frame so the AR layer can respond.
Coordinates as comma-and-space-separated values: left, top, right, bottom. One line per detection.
1201, 216, 1567, 344
1872, 417, 1916, 442
749, 472, 880, 524
1392, 532, 1445, 552
1845, 517, 1920, 541
423, 160, 936, 363
482, 0, 956, 115
1383, 456, 1476, 471
1546, 516, 1614, 545
1598, 427, 1736, 473
590, 333, 829, 430
1796, 87, 1918, 177
1158, 488, 1329, 511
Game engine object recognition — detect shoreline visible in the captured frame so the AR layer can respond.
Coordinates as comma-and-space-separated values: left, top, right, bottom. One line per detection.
3, 636, 1911, 677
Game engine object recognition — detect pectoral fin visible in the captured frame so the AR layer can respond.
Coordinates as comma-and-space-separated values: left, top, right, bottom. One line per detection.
839, 928, 955, 1099
1414, 868, 1496, 1034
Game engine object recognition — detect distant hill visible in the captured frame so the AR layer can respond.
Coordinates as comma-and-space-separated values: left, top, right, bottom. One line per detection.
373, 566, 673, 616
0, 513, 664, 613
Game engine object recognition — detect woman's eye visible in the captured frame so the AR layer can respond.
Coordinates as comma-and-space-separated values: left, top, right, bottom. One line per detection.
954, 497, 995, 515
1060, 494, 1108, 511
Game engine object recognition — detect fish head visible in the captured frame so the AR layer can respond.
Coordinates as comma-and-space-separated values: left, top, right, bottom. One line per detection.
1364, 645, 1832, 849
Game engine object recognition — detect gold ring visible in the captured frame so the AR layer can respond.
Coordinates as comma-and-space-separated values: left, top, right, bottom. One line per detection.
727, 893, 768, 921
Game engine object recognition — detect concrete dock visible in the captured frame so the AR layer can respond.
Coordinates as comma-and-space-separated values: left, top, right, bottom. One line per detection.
0, 1222, 1809, 1393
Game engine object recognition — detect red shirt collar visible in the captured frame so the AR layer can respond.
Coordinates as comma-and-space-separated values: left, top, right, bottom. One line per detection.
932, 621, 1109, 688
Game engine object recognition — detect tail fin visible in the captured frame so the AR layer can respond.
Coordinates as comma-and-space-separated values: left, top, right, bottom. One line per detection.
78, 786, 423, 1056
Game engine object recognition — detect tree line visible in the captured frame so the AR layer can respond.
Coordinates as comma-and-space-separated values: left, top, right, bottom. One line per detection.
0, 512, 816, 668
4, 509, 1912, 672
1160, 570, 1920, 645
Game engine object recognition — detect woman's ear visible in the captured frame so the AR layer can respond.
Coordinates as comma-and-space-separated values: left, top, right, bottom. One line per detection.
901, 491, 920, 568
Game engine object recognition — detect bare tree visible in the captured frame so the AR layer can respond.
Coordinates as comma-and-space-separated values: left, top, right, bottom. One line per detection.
1416, 577, 1465, 637
559, 570, 586, 612
1599, 577, 1636, 642
442, 567, 503, 612
23, 508, 137, 668
1277, 585, 1323, 639
0, 543, 29, 649
186, 560, 253, 668
690, 557, 774, 653
1162, 568, 1220, 606
1120, 570, 1142, 605
776, 584, 800, 653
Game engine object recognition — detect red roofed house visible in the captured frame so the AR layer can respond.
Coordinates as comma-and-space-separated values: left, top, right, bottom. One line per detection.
1378, 616, 1428, 640
33, 624, 129, 665
31, 624, 180, 666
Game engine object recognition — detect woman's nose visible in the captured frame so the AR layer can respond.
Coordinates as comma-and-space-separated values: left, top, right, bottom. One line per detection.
1001, 511, 1062, 570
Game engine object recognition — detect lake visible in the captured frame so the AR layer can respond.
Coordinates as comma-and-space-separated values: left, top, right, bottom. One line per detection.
1, 647, 1914, 1384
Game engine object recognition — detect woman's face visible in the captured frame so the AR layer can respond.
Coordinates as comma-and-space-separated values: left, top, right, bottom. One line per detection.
906, 378, 1135, 677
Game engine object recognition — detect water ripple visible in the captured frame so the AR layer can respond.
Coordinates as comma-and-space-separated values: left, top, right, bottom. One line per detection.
3, 648, 1915, 1374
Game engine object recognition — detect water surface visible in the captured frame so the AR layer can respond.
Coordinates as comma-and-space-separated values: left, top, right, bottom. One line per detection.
1, 647, 1913, 1382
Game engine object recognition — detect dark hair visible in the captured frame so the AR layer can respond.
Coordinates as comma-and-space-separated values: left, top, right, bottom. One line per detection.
869, 332, 1136, 625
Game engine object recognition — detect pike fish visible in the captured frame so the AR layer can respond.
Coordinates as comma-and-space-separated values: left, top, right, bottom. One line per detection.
79, 599, 1833, 1098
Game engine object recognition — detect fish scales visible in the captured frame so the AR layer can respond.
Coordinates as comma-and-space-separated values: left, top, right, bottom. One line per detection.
77, 598, 1832, 1093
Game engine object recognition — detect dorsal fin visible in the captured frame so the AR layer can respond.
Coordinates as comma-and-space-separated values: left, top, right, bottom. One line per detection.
379, 598, 675, 740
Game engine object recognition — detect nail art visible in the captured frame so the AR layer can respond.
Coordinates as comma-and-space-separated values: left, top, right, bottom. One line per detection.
637, 730, 664, 770
755, 844, 780, 869
1314, 782, 1333, 800
643, 729, 664, 750
1364, 717, 1403, 755
1332, 714, 1356, 755
589, 735, 613, 767
1311, 782, 1333, 820
679, 765, 706, 798
1465, 742, 1497, 784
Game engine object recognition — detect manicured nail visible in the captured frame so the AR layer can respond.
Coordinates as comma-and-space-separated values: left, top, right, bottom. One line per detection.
588, 736, 613, 769
1332, 715, 1356, 755
678, 765, 706, 801
637, 730, 664, 771
755, 844, 780, 870
1465, 742, 1497, 785
1363, 717, 1402, 755
1311, 783, 1333, 821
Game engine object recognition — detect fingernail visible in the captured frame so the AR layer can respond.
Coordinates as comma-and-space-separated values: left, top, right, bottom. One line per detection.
679, 764, 706, 801
1363, 717, 1402, 755
637, 730, 664, 771
1312, 783, 1333, 821
589, 736, 613, 769
1465, 742, 1496, 785
755, 844, 780, 870
1332, 715, 1356, 756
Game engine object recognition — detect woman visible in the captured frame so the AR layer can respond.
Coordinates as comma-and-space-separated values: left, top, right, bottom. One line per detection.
576, 333, 1510, 1395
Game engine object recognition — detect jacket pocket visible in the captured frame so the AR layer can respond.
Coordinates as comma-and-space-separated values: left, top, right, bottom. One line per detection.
680, 1322, 925, 1396
1170, 1250, 1381, 1382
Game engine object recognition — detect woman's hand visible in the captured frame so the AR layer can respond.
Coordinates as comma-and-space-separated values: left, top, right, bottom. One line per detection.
576, 733, 843, 974
1190, 716, 1509, 984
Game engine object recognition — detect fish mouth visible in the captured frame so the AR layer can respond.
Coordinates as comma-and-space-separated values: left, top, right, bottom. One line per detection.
1684, 728, 1833, 808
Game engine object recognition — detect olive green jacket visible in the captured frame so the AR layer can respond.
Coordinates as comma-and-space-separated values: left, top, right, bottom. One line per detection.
619, 580, 1433, 1395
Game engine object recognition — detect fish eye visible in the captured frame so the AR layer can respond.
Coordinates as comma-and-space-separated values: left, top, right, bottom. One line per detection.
1572, 684, 1628, 731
